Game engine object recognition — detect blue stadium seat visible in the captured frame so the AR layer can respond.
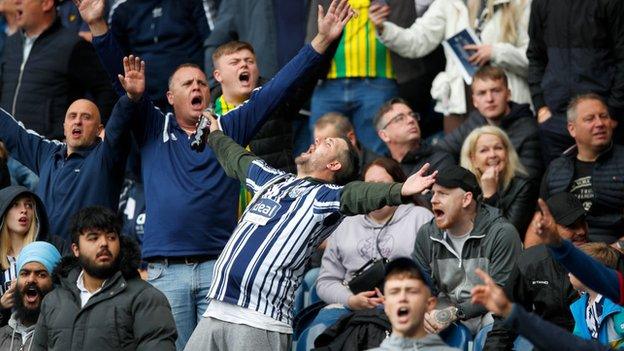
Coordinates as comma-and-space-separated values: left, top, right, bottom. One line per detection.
440, 322, 473, 351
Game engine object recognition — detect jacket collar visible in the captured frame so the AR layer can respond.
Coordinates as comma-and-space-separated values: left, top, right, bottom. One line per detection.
399, 143, 434, 164
61, 267, 127, 308
53, 139, 100, 160
561, 142, 615, 163
20, 17, 63, 43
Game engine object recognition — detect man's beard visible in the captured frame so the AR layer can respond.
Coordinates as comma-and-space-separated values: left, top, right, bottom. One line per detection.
14, 283, 52, 326
79, 249, 121, 280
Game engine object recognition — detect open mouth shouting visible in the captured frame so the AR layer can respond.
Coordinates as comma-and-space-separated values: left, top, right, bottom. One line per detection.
395, 306, 411, 324
190, 94, 204, 111
24, 285, 40, 305
71, 127, 82, 139
238, 71, 252, 88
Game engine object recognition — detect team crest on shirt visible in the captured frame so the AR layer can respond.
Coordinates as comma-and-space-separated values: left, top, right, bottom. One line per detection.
288, 186, 308, 198
245, 198, 281, 226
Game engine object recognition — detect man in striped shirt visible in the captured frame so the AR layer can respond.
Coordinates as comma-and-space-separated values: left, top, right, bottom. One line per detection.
185, 115, 438, 351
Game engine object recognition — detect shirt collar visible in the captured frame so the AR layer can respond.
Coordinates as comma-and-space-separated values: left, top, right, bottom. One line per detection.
76, 270, 105, 294
53, 139, 100, 160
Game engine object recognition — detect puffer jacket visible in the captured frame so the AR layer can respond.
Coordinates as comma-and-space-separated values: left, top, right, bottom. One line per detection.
31, 237, 177, 351
0, 19, 116, 140
412, 204, 522, 319
482, 176, 538, 236
435, 102, 542, 179
378, 0, 532, 115
540, 144, 624, 243
483, 244, 578, 350
527, 0, 624, 118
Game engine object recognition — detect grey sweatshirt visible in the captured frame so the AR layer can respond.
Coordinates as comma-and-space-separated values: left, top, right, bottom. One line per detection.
317, 204, 433, 305
368, 334, 461, 351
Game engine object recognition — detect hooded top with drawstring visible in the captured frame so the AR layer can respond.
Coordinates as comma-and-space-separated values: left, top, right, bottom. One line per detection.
0, 310, 36, 351
0, 186, 67, 295
412, 203, 522, 320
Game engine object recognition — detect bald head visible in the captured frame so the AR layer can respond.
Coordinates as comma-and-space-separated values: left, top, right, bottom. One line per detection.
63, 99, 103, 155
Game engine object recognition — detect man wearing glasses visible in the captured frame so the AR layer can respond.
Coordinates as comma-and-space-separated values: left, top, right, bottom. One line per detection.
374, 97, 454, 176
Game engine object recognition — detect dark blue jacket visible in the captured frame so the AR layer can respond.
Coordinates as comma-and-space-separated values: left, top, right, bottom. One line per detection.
504, 303, 612, 351
540, 144, 624, 243
93, 30, 324, 258
0, 98, 132, 239
109, 0, 214, 107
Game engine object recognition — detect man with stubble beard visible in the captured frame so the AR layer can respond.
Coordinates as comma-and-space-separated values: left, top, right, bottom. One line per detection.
0, 241, 60, 350
31, 207, 177, 351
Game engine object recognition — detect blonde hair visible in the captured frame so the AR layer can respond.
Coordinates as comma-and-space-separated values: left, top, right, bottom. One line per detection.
469, 0, 522, 44
0, 196, 39, 270
460, 125, 527, 191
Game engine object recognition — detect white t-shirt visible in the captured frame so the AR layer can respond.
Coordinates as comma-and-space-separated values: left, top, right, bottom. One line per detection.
204, 299, 293, 334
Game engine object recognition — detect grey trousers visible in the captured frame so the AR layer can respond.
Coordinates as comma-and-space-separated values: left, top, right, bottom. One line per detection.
184, 317, 292, 351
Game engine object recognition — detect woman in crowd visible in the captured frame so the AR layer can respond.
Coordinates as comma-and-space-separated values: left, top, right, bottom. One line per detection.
0, 186, 65, 313
369, 0, 531, 133
460, 125, 537, 236
316, 157, 433, 309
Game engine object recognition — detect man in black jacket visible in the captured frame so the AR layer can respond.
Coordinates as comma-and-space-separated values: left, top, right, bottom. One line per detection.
538, 93, 624, 244
0, 0, 115, 140
435, 66, 542, 179
32, 207, 177, 351
527, 0, 624, 164
483, 192, 587, 350
375, 98, 454, 176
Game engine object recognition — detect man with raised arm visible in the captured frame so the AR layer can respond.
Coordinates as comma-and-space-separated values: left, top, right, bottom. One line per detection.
184, 111, 438, 351
75, 0, 354, 348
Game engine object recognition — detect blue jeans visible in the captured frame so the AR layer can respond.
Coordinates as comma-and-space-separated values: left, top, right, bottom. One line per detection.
310, 78, 399, 155
147, 260, 215, 350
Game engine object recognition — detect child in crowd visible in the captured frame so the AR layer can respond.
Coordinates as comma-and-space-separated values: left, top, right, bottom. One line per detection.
569, 243, 624, 349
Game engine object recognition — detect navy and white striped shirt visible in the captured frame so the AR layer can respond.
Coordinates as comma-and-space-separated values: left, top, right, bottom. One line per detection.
208, 160, 344, 325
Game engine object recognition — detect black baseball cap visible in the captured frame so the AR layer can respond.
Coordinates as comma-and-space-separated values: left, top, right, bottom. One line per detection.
546, 193, 586, 227
384, 257, 434, 293
435, 165, 481, 196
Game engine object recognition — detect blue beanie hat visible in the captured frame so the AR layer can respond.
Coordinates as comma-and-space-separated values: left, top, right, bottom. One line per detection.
16, 241, 61, 274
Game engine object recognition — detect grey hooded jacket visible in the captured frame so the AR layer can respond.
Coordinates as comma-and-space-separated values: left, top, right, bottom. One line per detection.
412, 204, 521, 319
368, 334, 460, 350
0, 313, 36, 351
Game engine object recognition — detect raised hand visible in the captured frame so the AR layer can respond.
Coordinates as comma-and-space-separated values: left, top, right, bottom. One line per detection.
117, 55, 146, 102
73, 0, 104, 24
401, 163, 438, 196
0, 281, 15, 309
471, 268, 513, 317
312, 0, 355, 53
535, 198, 562, 246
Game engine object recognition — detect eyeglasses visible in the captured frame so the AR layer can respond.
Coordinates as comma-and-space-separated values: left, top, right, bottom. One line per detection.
381, 111, 420, 130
